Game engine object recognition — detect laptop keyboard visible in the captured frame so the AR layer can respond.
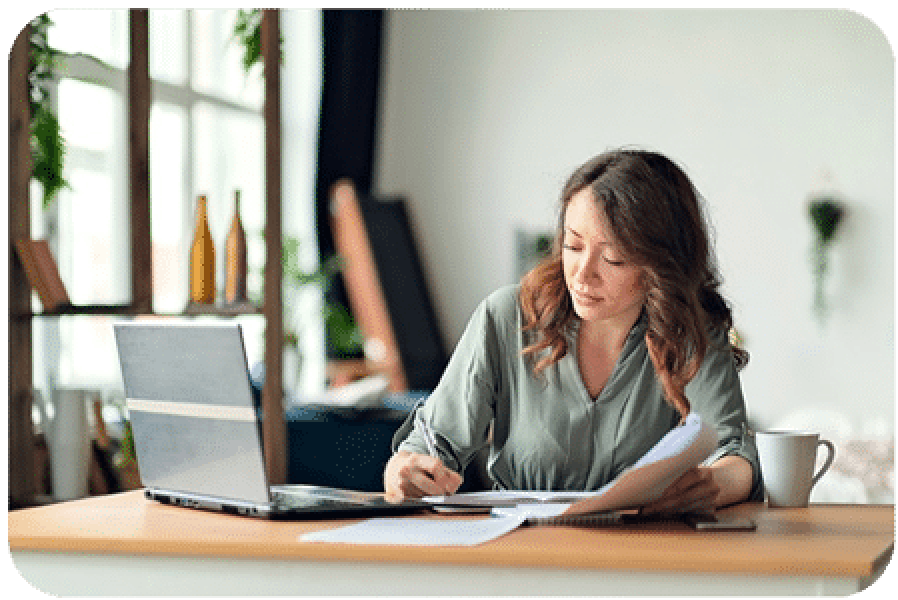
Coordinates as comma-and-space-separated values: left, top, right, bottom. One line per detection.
272, 491, 361, 510
269, 485, 392, 510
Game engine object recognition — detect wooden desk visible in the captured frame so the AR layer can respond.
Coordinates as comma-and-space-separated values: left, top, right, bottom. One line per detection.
8, 491, 894, 596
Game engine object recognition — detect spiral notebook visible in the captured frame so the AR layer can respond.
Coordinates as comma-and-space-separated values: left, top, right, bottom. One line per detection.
524, 511, 685, 527
490, 503, 686, 526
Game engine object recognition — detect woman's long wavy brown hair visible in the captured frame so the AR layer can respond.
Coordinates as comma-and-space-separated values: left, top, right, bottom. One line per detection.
520, 149, 748, 418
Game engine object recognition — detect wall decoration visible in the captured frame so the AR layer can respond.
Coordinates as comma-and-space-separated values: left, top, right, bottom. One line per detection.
808, 195, 846, 322
515, 229, 554, 280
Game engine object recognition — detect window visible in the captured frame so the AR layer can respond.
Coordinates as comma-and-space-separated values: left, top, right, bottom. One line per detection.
34, 9, 323, 396
145, 9, 264, 316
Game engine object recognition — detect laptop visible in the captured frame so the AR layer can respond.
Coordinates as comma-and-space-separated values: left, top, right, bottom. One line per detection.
113, 320, 428, 519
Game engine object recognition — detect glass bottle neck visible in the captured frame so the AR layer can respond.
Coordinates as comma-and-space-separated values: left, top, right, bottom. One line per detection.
196, 196, 208, 220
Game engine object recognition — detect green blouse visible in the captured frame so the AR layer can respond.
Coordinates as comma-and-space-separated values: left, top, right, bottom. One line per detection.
394, 284, 763, 500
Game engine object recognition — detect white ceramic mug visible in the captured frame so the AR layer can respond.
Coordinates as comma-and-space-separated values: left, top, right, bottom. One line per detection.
756, 430, 835, 508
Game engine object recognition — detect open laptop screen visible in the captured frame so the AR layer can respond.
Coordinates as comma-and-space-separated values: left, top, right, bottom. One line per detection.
114, 321, 270, 505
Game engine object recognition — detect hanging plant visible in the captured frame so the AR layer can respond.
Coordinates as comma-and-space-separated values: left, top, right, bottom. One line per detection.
232, 9, 264, 73
232, 9, 283, 75
808, 196, 845, 322
29, 13, 70, 208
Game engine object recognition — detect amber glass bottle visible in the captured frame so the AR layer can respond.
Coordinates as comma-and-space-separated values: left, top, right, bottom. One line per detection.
224, 189, 248, 304
189, 194, 216, 304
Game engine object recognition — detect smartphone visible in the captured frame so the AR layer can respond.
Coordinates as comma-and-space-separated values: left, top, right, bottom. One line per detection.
684, 513, 756, 531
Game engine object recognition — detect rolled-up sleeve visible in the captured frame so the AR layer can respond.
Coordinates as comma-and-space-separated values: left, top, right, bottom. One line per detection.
686, 329, 764, 502
392, 294, 499, 473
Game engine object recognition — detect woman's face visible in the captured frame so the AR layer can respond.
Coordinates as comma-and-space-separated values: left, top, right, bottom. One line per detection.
562, 188, 646, 328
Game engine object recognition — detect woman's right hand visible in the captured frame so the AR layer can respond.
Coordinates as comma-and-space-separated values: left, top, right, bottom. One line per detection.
384, 450, 463, 502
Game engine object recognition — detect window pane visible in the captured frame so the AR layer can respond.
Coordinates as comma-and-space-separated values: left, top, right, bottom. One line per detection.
56, 79, 128, 306
192, 9, 263, 109
58, 79, 115, 153
150, 102, 188, 313
48, 9, 128, 70
64, 316, 121, 387
150, 10, 188, 85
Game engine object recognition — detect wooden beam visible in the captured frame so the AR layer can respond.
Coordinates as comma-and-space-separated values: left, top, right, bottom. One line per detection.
128, 9, 152, 313
8, 23, 35, 506
262, 9, 286, 485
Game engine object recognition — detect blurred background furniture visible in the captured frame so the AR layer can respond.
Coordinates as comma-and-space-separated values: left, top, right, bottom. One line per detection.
330, 179, 448, 392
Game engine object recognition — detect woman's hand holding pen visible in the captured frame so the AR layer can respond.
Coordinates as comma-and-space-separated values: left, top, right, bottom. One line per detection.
384, 409, 464, 502
384, 451, 463, 501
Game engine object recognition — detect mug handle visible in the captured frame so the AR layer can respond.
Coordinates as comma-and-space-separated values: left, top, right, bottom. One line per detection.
811, 439, 836, 487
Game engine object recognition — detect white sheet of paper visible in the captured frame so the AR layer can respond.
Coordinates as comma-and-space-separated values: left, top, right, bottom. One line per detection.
300, 516, 526, 546
561, 413, 717, 516
422, 489, 596, 507
491, 503, 572, 519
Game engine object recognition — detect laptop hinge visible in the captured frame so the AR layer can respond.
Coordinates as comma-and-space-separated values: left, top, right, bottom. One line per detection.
145, 487, 274, 517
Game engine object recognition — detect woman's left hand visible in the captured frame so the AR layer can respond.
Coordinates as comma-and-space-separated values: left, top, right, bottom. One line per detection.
641, 466, 720, 514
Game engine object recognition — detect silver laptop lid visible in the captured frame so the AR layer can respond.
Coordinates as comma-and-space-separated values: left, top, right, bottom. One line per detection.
113, 320, 270, 505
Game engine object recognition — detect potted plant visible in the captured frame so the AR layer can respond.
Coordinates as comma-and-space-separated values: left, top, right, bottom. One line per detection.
251, 234, 363, 389
808, 196, 846, 322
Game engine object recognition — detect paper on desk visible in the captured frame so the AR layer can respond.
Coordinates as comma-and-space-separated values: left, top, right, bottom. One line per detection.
424, 413, 717, 516
422, 489, 594, 507
421, 490, 595, 506
300, 515, 525, 546
491, 503, 572, 519
561, 412, 717, 516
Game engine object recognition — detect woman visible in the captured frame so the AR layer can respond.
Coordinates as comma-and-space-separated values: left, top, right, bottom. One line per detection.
384, 149, 762, 513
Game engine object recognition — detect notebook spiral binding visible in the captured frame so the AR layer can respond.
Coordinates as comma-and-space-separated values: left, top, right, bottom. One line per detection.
526, 511, 686, 527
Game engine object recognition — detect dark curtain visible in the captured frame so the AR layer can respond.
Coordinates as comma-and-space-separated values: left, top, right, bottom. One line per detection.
314, 10, 384, 359
315, 9, 383, 260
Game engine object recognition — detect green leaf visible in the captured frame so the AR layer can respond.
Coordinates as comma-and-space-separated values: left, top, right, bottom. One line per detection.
231, 8, 283, 76
324, 302, 364, 355
30, 105, 70, 207
28, 13, 71, 208
232, 9, 265, 74
808, 198, 845, 245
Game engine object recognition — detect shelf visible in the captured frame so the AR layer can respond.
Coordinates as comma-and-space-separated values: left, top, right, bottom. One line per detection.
15, 302, 263, 320
14, 304, 136, 320
183, 301, 262, 317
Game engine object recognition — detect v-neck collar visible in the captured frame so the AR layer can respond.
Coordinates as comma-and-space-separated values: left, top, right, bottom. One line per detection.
564, 311, 648, 404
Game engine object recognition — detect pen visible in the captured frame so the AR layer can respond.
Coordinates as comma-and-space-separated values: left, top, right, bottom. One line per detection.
415, 410, 439, 458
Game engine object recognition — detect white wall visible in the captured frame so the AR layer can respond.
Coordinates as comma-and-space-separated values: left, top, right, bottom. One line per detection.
375, 9, 894, 434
